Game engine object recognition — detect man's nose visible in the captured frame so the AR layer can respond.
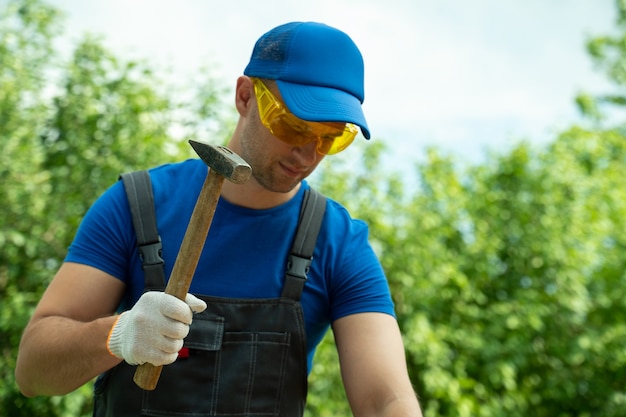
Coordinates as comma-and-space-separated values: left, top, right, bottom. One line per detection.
293, 139, 320, 163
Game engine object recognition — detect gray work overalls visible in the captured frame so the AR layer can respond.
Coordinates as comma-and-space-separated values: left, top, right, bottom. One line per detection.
93, 172, 325, 417
93, 283, 308, 416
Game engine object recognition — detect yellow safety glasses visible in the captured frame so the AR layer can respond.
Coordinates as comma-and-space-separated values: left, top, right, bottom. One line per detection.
252, 77, 358, 155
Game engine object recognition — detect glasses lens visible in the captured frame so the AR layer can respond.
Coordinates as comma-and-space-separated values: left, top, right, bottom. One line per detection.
253, 78, 358, 155
313, 123, 358, 155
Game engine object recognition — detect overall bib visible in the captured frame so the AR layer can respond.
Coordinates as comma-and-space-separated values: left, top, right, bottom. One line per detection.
93, 171, 325, 417
93, 281, 308, 416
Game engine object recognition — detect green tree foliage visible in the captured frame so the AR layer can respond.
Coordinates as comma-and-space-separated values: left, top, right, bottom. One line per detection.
0, 1, 71, 414
0, 0, 229, 415
308, 2, 626, 416
577, 0, 626, 121
308, 120, 626, 417
403, 130, 626, 416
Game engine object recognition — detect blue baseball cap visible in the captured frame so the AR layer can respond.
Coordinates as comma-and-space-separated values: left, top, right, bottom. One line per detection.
244, 22, 371, 139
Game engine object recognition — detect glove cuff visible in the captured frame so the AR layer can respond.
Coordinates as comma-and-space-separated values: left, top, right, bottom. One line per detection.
106, 313, 127, 361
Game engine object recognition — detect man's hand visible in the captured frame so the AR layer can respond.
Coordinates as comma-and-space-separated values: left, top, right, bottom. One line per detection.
107, 291, 207, 366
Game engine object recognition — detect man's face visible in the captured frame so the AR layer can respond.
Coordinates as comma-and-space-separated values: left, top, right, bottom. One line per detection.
239, 82, 326, 194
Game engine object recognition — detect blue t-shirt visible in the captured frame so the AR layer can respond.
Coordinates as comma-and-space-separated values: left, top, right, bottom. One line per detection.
66, 158, 394, 370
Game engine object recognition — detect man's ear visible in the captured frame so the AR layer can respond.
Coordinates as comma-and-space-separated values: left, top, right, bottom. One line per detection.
235, 76, 255, 116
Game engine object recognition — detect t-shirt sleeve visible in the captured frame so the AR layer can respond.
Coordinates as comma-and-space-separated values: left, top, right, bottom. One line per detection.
64, 180, 135, 282
325, 207, 396, 322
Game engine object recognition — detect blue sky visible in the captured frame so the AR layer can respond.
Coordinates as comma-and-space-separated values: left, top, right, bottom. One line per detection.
43, 0, 616, 178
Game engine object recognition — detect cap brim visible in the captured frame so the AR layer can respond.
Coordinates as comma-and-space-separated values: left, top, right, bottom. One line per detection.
276, 80, 371, 139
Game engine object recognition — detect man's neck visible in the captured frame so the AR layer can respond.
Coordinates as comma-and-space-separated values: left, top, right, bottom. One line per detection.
220, 179, 301, 209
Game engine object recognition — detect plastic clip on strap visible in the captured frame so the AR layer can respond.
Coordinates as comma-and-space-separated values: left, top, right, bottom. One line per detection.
286, 255, 312, 280
121, 171, 166, 291
138, 240, 164, 266
137, 239, 165, 286
281, 188, 327, 301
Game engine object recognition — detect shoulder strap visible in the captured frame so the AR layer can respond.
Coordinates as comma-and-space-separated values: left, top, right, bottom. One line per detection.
121, 172, 326, 299
281, 187, 327, 300
120, 171, 166, 291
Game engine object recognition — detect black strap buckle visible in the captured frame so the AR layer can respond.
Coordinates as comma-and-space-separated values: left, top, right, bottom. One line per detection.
286, 254, 312, 280
138, 240, 164, 268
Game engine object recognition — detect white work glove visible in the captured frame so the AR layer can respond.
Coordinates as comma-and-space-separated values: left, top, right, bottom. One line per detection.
107, 291, 207, 366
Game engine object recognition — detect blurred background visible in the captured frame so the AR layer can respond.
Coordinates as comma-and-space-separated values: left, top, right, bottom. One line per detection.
49, 0, 616, 176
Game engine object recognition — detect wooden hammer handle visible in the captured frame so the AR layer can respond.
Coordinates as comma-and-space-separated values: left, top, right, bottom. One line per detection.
133, 169, 224, 390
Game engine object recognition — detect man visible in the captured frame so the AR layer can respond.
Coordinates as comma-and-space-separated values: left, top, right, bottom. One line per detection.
16, 21, 422, 416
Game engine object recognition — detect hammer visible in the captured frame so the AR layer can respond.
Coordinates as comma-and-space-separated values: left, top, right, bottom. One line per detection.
133, 139, 251, 391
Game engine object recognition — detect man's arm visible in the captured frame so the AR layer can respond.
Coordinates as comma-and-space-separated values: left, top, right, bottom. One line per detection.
15, 262, 125, 397
333, 312, 423, 417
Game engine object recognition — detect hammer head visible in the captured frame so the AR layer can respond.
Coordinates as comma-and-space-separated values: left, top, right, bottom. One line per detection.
189, 140, 251, 184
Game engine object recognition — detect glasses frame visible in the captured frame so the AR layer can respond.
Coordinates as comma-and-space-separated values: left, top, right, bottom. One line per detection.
251, 77, 358, 155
